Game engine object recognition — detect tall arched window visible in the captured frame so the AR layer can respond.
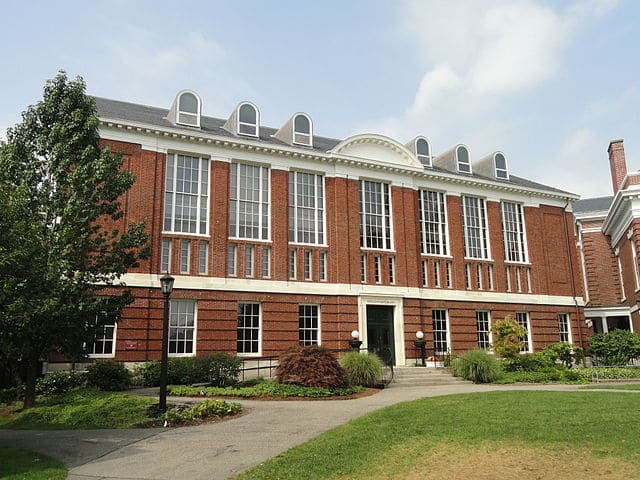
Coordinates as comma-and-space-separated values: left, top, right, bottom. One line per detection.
293, 114, 312, 146
416, 138, 431, 166
494, 152, 509, 179
176, 91, 200, 127
456, 145, 471, 173
238, 103, 259, 137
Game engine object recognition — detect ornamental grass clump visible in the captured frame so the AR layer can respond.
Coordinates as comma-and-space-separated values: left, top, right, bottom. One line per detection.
339, 352, 385, 387
452, 349, 502, 383
276, 346, 348, 389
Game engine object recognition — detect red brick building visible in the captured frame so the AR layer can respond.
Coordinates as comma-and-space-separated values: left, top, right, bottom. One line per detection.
574, 139, 640, 334
76, 90, 588, 368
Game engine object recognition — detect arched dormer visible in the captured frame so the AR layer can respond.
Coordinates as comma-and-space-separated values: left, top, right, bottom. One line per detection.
222, 101, 261, 138
493, 152, 509, 180
166, 90, 202, 128
329, 134, 423, 169
472, 151, 510, 180
293, 113, 313, 146
456, 145, 471, 174
273, 112, 314, 147
405, 136, 432, 167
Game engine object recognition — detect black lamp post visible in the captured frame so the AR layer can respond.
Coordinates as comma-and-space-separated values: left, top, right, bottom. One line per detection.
159, 273, 175, 412
348, 330, 363, 350
414, 330, 426, 367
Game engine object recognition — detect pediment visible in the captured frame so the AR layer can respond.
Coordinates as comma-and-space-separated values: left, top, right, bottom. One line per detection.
329, 134, 423, 169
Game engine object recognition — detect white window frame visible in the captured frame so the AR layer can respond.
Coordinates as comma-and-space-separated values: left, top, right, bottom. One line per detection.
289, 171, 325, 245
163, 154, 209, 236
434, 260, 441, 288
361, 255, 367, 283
488, 264, 494, 290
198, 241, 208, 275
432, 309, 450, 355
304, 250, 312, 281
465, 263, 471, 290
476, 311, 492, 350
319, 251, 327, 282
456, 145, 472, 174
298, 304, 320, 346
415, 137, 431, 167
388, 257, 395, 285
422, 259, 428, 287
229, 162, 270, 241
557, 313, 572, 343
237, 102, 259, 137
501, 201, 528, 263
87, 312, 117, 358
419, 190, 449, 256
476, 264, 483, 290
262, 246, 270, 278
169, 300, 197, 357
359, 179, 393, 250
292, 113, 313, 146
161, 238, 171, 273
516, 312, 532, 353
245, 245, 254, 278
494, 152, 509, 180
374, 255, 381, 284
462, 196, 491, 260
180, 239, 190, 274
228, 244, 237, 277
632, 240, 640, 291
446, 261, 453, 288
289, 249, 297, 280
176, 91, 201, 127
506, 266, 512, 292
617, 251, 626, 301
237, 302, 261, 356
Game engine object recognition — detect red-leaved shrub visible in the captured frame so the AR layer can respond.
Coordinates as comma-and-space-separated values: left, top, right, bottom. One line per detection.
276, 346, 348, 389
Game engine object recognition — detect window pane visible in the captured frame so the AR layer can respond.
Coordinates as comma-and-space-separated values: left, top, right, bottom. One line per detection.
294, 115, 310, 134
239, 104, 257, 124
178, 93, 198, 114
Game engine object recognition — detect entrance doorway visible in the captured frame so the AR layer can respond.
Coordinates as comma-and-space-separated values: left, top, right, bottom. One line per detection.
366, 305, 395, 366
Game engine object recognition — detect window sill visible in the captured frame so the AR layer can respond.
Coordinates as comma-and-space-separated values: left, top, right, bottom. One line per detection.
162, 231, 210, 238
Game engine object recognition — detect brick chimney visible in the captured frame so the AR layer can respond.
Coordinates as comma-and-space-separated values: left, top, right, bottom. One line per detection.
608, 139, 627, 194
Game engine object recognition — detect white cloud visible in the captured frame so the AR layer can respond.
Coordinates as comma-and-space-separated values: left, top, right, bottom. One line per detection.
362, 0, 617, 157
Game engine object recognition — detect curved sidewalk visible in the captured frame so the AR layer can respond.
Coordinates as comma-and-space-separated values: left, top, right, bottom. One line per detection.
1, 384, 584, 480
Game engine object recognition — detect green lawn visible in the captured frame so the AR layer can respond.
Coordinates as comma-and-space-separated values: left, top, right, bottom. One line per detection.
582, 383, 640, 390
234, 391, 640, 479
1, 388, 155, 429
0, 447, 66, 479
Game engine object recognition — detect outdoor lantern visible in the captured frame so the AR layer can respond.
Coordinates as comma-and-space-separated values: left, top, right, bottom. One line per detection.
414, 330, 427, 367
349, 330, 363, 350
160, 274, 175, 296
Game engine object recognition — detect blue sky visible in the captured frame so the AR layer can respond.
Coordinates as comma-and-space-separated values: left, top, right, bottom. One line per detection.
1, 0, 638, 198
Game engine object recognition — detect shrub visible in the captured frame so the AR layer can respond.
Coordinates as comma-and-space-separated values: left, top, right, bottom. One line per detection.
491, 316, 527, 359
207, 353, 241, 387
502, 352, 555, 372
276, 346, 348, 389
339, 352, 385, 387
132, 354, 241, 387
161, 399, 241, 425
0, 386, 25, 404
86, 361, 131, 391
36, 371, 86, 397
588, 330, 640, 366
168, 381, 362, 398
495, 367, 589, 384
542, 342, 585, 368
452, 349, 502, 383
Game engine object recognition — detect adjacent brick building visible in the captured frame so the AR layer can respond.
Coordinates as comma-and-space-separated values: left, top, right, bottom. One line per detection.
75, 90, 588, 368
573, 139, 640, 334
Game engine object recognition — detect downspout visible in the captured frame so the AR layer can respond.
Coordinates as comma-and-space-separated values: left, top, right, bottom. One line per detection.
562, 198, 585, 349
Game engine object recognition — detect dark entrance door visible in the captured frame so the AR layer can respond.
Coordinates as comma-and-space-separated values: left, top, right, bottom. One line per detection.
366, 305, 395, 366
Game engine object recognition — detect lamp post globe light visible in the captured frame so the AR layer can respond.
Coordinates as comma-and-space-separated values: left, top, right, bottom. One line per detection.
159, 273, 175, 412
348, 330, 363, 351
414, 330, 427, 367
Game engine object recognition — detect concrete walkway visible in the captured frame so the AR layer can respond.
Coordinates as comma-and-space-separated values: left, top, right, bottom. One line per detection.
0, 383, 596, 480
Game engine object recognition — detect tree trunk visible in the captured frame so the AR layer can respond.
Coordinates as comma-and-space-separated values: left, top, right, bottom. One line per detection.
23, 358, 38, 409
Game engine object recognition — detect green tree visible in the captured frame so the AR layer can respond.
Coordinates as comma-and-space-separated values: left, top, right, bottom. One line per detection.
588, 330, 640, 366
0, 72, 149, 407
491, 316, 526, 359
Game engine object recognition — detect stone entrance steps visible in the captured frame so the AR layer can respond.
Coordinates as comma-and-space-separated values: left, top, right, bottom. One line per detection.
390, 366, 471, 387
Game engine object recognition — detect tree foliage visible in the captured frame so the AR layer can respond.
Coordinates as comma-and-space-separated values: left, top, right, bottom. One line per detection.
541, 342, 584, 368
588, 330, 640, 366
491, 316, 526, 359
0, 72, 149, 406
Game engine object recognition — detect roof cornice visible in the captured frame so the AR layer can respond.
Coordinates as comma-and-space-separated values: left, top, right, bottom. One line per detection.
98, 117, 578, 202
602, 187, 640, 245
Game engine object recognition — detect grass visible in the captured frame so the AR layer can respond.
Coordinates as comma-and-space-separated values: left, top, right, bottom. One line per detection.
0, 447, 66, 479
233, 391, 640, 479
582, 383, 640, 390
168, 381, 364, 398
0, 388, 155, 429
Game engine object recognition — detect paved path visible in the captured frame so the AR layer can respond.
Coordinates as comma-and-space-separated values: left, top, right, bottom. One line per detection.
0, 384, 593, 480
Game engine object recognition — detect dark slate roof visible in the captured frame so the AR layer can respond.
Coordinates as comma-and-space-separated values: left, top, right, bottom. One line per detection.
94, 96, 575, 197
572, 196, 614, 214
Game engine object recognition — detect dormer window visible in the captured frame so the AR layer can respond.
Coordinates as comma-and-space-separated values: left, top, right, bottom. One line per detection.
176, 91, 200, 127
456, 145, 471, 174
494, 152, 509, 179
293, 114, 312, 146
238, 103, 259, 137
416, 138, 431, 167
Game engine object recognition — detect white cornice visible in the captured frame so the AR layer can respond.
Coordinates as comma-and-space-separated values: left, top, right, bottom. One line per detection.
603, 188, 640, 246
98, 118, 578, 204
120, 273, 584, 307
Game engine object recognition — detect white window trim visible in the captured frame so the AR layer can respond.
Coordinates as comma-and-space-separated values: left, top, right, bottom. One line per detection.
176, 91, 201, 128
237, 102, 259, 138
180, 240, 190, 274
289, 249, 297, 280
289, 171, 326, 246
388, 257, 395, 285
476, 310, 492, 350
298, 304, 321, 346
359, 179, 394, 251
557, 313, 573, 344
168, 300, 197, 358
87, 322, 117, 359
516, 312, 532, 354
494, 152, 509, 180
228, 244, 237, 277
446, 261, 453, 289
434, 260, 441, 288
237, 303, 262, 357
262, 246, 271, 279
304, 250, 312, 281
415, 137, 432, 167
462, 195, 491, 260
432, 309, 451, 355
199, 241, 208, 276
501, 201, 529, 264
419, 189, 450, 256
617, 252, 626, 302
229, 162, 271, 241
456, 145, 472, 174
632, 240, 640, 291
245, 245, 254, 278
319, 251, 327, 282
292, 113, 313, 147
161, 238, 172, 274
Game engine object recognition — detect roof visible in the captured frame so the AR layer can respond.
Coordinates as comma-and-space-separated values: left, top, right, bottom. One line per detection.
572, 196, 614, 214
94, 96, 575, 197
